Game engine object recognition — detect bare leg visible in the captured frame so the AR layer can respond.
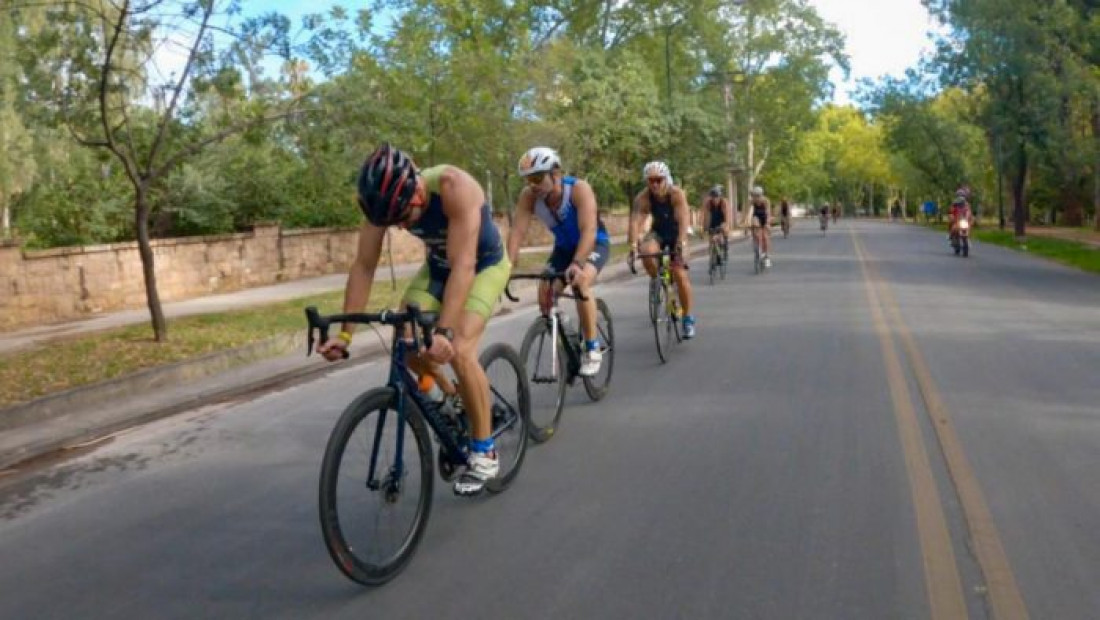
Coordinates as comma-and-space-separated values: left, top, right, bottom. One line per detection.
450, 310, 491, 441
673, 264, 693, 316
639, 239, 660, 278
572, 264, 599, 341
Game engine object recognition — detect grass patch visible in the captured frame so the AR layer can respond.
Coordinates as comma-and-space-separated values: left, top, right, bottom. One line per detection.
972, 229, 1100, 274
0, 244, 632, 409
0, 281, 406, 409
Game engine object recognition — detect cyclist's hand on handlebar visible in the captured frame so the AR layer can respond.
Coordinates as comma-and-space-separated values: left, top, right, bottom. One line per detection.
565, 261, 583, 284
318, 337, 350, 362
423, 332, 455, 365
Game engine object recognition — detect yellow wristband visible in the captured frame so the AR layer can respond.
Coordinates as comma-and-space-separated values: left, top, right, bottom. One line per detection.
337, 331, 353, 345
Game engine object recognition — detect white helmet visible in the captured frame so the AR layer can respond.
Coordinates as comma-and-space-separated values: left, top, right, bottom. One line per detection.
643, 161, 671, 181
518, 147, 560, 176
750, 185, 764, 197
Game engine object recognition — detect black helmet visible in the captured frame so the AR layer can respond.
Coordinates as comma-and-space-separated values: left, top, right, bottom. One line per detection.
357, 143, 419, 226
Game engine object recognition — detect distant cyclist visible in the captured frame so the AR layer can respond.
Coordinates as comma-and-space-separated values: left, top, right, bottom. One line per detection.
629, 161, 697, 339
779, 197, 792, 237
507, 147, 610, 377
701, 185, 731, 263
749, 185, 773, 267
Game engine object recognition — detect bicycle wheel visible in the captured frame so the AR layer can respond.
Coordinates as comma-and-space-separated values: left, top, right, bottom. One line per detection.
652, 282, 673, 363
648, 276, 660, 323
481, 343, 529, 494
518, 318, 566, 444
669, 297, 683, 343
753, 244, 761, 274
318, 387, 433, 586
708, 246, 717, 285
721, 242, 729, 280
583, 298, 615, 401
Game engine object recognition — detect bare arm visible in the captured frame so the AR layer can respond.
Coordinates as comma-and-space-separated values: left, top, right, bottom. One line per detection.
700, 200, 711, 231
439, 167, 484, 331
629, 192, 649, 248
341, 222, 387, 335
570, 179, 599, 264
507, 189, 535, 266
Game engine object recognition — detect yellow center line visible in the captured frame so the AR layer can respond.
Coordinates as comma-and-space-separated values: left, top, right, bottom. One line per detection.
865, 239, 1030, 620
852, 229, 968, 619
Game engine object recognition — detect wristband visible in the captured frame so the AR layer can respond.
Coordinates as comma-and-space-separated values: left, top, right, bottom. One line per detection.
337, 331, 353, 345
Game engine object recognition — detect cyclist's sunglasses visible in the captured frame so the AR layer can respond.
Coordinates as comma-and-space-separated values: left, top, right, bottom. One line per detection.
646, 176, 665, 185
524, 172, 549, 185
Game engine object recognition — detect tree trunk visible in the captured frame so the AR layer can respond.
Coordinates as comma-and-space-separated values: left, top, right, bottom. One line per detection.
1094, 98, 1100, 231
1062, 190, 1084, 227
135, 190, 167, 341
1011, 141, 1029, 240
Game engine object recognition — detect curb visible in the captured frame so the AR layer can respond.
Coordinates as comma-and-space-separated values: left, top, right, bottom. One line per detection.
0, 236, 732, 472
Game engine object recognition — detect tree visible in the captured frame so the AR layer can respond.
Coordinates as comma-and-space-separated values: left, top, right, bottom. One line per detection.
923, 0, 1100, 237
31, 0, 306, 341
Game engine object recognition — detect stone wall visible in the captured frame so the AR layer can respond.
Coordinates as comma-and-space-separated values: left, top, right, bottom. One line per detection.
0, 214, 630, 331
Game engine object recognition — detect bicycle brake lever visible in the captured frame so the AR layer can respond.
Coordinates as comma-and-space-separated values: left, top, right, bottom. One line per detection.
504, 284, 520, 303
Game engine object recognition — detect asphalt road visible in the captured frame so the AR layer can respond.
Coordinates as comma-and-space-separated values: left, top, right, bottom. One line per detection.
1, 220, 1097, 619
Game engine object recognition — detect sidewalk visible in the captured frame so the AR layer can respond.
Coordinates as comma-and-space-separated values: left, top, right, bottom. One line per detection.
0, 234, 741, 472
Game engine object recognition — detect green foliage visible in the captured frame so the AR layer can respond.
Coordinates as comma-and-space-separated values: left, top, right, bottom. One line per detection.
10, 0, 1093, 251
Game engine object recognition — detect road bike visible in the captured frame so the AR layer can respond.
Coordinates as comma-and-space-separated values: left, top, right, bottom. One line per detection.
507, 272, 614, 443
307, 304, 530, 586
751, 224, 768, 274
706, 229, 729, 285
630, 249, 681, 363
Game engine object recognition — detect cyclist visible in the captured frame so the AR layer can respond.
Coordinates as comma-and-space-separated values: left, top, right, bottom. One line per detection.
701, 185, 731, 264
629, 161, 697, 339
507, 147, 610, 377
779, 197, 792, 237
749, 185, 773, 267
819, 203, 830, 230
317, 143, 511, 497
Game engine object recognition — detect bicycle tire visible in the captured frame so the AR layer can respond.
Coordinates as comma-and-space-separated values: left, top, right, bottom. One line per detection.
721, 243, 729, 280
652, 281, 672, 363
518, 318, 566, 444
480, 343, 530, 493
670, 297, 682, 343
648, 276, 660, 323
583, 298, 615, 401
712, 241, 721, 285
318, 387, 433, 586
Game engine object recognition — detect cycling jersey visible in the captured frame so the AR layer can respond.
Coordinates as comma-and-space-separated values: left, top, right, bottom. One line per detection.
706, 198, 726, 228
408, 165, 504, 281
534, 176, 610, 248
650, 190, 679, 242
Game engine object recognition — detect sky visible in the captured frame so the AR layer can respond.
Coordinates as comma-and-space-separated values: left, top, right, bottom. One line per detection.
809, 0, 940, 103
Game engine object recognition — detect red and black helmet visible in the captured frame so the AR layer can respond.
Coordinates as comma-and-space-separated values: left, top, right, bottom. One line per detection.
357, 143, 419, 226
